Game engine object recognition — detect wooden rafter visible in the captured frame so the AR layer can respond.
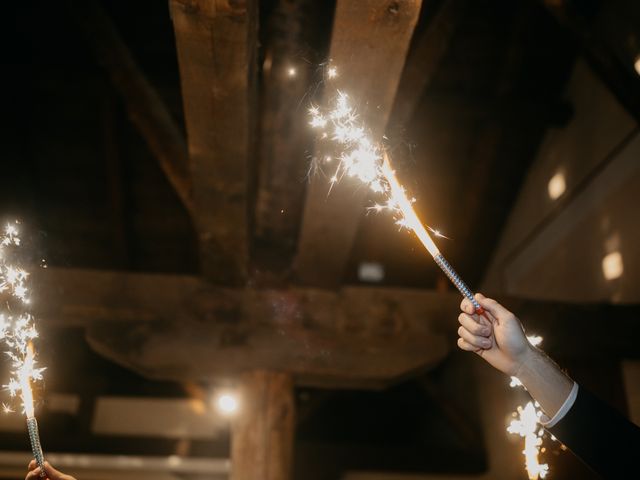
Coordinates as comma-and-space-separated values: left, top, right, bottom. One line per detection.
34, 268, 640, 387
34, 267, 452, 388
294, 0, 424, 288
169, 0, 258, 284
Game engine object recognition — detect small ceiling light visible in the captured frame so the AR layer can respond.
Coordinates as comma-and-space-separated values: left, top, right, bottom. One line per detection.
215, 392, 239, 416
547, 172, 566, 200
358, 262, 385, 283
287, 67, 297, 77
602, 251, 624, 280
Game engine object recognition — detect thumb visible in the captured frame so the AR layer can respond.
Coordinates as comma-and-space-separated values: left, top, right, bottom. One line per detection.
43, 462, 66, 480
475, 294, 510, 320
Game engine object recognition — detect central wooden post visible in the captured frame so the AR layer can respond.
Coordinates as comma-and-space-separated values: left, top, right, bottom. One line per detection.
231, 371, 295, 480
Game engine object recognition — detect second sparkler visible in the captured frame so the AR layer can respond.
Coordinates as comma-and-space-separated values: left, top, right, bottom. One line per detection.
309, 89, 484, 314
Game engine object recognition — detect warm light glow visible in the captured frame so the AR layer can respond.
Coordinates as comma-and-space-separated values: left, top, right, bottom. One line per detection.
308, 91, 440, 258
18, 344, 36, 418
215, 392, 239, 416
358, 262, 385, 282
327, 66, 338, 79
526, 335, 543, 347
635, 55, 640, 76
287, 67, 297, 77
602, 251, 624, 280
547, 172, 566, 200
508, 402, 549, 479
509, 335, 550, 478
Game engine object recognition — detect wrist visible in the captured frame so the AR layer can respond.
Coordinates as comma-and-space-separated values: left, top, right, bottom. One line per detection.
512, 343, 539, 379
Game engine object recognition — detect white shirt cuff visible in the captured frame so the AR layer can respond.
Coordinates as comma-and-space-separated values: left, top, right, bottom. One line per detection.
540, 382, 579, 428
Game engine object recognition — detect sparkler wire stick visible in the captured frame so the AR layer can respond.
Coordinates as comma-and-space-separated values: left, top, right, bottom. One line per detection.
27, 416, 45, 477
379, 152, 485, 315
433, 253, 483, 313
20, 344, 46, 478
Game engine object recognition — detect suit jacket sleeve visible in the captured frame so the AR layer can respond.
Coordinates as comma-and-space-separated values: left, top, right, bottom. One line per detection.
547, 386, 640, 479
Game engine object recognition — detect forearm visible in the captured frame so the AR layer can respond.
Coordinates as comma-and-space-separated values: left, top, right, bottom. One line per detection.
515, 346, 574, 419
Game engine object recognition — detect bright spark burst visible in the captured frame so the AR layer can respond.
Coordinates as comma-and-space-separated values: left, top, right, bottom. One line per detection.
508, 402, 549, 479
427, 226, 451, 240
509, 335, 550, 479
308, 91, 440, 257
526, 335, 543, 347
0, 222, 43, 418
327, 66, 338, 79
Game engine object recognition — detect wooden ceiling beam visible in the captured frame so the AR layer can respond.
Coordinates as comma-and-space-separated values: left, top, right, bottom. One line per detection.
33, 268, 640, 388
33, 267, 452, 388
293, 0, 424, 288
169, 0, 258, 284
69, 0, 193, 214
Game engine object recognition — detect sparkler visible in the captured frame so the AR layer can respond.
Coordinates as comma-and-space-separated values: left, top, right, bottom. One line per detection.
508, 335, 550, 479
0, 223, 46, 477
508, 401, 549, 480
309, 70, 552, 478
308, 83, 485, 315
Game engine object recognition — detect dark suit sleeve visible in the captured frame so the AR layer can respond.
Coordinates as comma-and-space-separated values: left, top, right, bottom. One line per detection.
547, 386, 640, 479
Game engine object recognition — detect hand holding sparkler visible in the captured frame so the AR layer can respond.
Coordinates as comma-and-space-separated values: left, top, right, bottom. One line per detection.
26, 461, 77, 480
458, 293, 533, 377
458, 295, 574, 419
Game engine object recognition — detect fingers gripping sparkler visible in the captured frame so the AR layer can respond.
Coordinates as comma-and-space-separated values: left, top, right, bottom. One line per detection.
308, 88, 484, 315
1, 223, 46, 477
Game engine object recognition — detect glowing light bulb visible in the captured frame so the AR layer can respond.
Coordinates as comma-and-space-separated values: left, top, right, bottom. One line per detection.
547, 172, 566, 200
216, 393, 239, 416
602, 251, 623, 280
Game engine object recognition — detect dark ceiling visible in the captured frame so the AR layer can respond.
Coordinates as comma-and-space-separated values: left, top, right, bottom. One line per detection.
0, 0, 638, 479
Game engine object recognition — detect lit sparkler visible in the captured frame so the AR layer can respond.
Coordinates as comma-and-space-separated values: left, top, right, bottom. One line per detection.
308, 89, 485, 314
309, 70, 554, 480
0, 222, 46, 477
508, 401, 549, 479
508, 335, 550, 479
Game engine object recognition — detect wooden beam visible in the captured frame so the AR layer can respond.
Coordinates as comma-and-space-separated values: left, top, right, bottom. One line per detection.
69, 0, 193, 214
391, 0, 461, 126
294, 0, 423, 288
231, 371, 295, 480
33, 267, 452, 388
542, 0, 640, 124
169, 0, 258, 284
32, 268, 640, 388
